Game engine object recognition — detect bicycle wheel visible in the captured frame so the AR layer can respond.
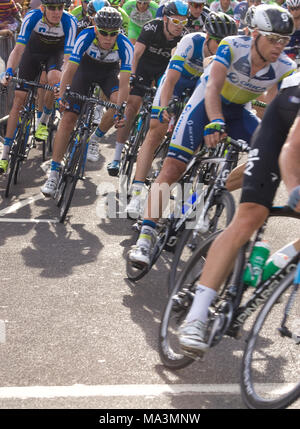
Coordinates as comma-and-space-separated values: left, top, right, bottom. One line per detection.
241, 267, 300, 409
119, 119, 142, 192
126, 221, 171, 282
168, 190, 235, 295
4, 115, 28, 197
159, 230, 221, 369
146, 135, 170, 187
58, 133, 86, 223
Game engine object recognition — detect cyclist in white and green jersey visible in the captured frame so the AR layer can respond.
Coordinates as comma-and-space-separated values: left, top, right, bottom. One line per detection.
210, 0, 238, 16
108, 0, 130, 35
122, 0, 158, 44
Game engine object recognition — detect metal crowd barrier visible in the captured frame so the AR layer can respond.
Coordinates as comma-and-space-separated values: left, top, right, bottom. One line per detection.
0, 35, 16, 135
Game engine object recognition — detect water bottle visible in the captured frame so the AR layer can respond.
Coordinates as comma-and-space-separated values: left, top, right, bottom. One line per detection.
243, 241, 271, 287
262, 241, 298, 281
262, 253, 290, 282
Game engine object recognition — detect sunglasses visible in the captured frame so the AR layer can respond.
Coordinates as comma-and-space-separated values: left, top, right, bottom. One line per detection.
260, 31, 291, 46
45, 4, 64, 10
137, 1, 150, 3
189, 2, 204, 8
288, 5, 300, 10
97, 28, 119, 37
209, 35, 222, 43
167, 16, 188, 26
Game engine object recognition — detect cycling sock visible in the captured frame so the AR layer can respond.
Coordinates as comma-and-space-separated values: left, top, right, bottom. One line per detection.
50, 160, 61, 178
131, 180, 144, 197
137, 220, 157, 249
113, 142, 123, 161
185, 284, 217, 324
1, 138, 13, 159
40, 106, 52, 126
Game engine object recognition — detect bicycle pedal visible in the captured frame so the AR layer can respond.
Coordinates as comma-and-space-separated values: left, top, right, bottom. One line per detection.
180, 347, 205, 361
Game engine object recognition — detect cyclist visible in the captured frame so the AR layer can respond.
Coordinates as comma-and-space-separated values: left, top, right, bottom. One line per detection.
233, 0, 261, 31
127, 4, 296, 268
101, 0, 188, 176
210, 0, 238, 16
285, 0, 300, 62
122, 0, 159, 45
107, 0, 130, 35
0, 0, 77, 175
185, 0, 210, 33
40, 7, 133, 196
126, 12, 238, 217
71, 0, 91, 32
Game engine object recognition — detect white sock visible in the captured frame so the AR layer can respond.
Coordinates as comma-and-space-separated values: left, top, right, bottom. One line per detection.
113, 142, 124, 161
185, 284, 217, 324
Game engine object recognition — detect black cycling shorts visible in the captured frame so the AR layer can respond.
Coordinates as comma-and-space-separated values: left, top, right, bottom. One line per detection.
66, 54, 120, 114
241, 85, 300, 209
16, 43, 64, 91
130, 60, 163, 97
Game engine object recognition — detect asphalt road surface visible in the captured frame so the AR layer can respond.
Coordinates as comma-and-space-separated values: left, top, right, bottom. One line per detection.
0, 126, 299, 411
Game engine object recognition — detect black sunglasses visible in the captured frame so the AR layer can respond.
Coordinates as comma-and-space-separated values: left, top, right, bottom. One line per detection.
46, 4, 64, 10
97, 28, 119, 37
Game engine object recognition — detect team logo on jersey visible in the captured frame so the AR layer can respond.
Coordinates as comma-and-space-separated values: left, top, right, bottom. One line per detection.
144, 22, 157, 32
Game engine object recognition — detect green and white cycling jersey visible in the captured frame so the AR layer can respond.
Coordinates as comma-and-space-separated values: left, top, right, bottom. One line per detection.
208, 35, 296, 104
122, 0, 158, 29
210, 0, 239, 16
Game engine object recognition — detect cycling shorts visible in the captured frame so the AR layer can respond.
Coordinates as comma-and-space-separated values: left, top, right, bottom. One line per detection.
151, 73, 198, 120
166, 81, 260, 164
16, 44, 64, 91
130, 61, 163, 98
65, 55, 119, 114
241, 85, 300, 209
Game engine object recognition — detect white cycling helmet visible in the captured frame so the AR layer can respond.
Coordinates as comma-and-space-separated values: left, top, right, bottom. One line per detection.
286, 0, 300, 8
252, 4, 294, 35
187, 0, 206, 3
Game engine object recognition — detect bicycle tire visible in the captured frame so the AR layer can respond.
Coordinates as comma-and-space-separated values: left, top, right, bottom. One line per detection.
146, 135, 170, 187
158, 230, 222, 369
241, 267, 300, 409
168, 190, 235, 295
4, 116, 28, 197
58, 133, 86, 223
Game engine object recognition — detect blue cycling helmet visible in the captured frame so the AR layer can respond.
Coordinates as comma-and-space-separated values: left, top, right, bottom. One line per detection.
163, 0, 189, 17
88, 0, 110, 16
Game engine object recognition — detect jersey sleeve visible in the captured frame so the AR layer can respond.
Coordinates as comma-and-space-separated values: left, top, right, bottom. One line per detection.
68, 27, 95, 64
16, 9, 42, 46
168, 34, 195, 74
61, 12, 78, 55
117, 33, 134, 72
214, 39, 233, 69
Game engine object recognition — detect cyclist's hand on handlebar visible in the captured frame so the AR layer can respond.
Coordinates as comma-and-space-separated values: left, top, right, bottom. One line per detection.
53, 82, 60, 99
157, 107, 170, 124
0, 68, 13, 86
288, 185, 300, 213
114, 112, 126, 128
204, 119, 226, 147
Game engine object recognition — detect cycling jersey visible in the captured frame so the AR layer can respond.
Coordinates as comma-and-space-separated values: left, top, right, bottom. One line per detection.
17, 8, 78, 55
152, 32, 206, 117
69, 27, 133, 72
285, 29, 300, 60
241, 74, 300, 209
166, 35, 296, 164
233, 1, 248, 28
122, 0, 158, 40
210, 0, 239, 16
185, 7, 210, 33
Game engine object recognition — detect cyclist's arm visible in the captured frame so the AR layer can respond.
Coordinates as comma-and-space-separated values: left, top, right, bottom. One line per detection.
204, 60, 227, 122
59, 61, 79, 99
117, 70, 130, 106
279, 115, 300, 211
131, 41, 146, 75
6, 43, 25, 74
160, 68, 180, 108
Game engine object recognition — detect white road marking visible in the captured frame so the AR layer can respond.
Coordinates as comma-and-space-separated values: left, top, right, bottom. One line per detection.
0, 383, 294, 399
0, 194, 44, 216
0, 218, 58, 223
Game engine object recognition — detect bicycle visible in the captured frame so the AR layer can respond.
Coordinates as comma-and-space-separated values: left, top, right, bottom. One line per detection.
55, 85, 126, 223
126, 135, 250, 283
158, 205, 300, 408
1, 75, 54, 197
119, 77, 156, 193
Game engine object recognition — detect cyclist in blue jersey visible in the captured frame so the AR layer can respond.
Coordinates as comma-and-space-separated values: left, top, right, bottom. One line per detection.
0, 0, 77, 175
41, 7, 133, 196
233, 0, 261, 31
126, 12, 238, 218
285, 0, 300, 62
127, 4, 296, 268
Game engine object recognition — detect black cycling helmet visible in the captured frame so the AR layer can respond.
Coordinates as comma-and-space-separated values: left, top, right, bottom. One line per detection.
88, 0, 110, 16
252, 4, 294, 35
41, 0, 66, 5
205, 12, 237, 40
163, 0, 189, 17
94, 6, 122, 29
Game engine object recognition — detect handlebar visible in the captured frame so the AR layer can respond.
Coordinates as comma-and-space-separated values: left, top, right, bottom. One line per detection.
63, 86, 126, 117
2, 75, 54, 92
223, 134, 251, 153
252, 99, 267, 109
131, 76, 156, 97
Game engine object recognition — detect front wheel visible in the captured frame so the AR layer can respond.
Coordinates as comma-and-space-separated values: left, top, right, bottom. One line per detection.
158, 230, 222, 370
241, 267, 300, 409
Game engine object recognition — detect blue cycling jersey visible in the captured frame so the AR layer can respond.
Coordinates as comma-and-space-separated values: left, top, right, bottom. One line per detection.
17, 9, 78, 55
69, 27, 134, 72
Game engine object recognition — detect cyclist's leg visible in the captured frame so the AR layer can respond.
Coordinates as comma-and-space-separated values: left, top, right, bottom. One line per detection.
179, 88, 300, 353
